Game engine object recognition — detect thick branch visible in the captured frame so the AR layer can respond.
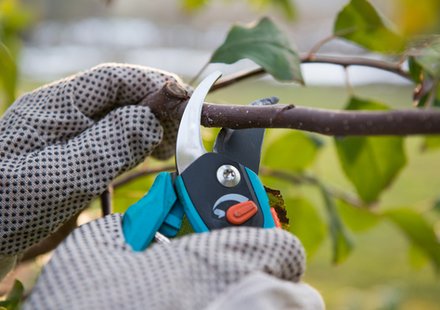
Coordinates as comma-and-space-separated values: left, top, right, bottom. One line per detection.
200, 104, 440, 135
148, 82, 440, 136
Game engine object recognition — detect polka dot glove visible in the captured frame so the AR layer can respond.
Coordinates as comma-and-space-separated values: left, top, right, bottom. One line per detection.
24, 214, 323, 309
0, 63, 187, 258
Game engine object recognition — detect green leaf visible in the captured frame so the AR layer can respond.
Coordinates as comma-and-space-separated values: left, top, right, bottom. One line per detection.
335, 97, 407, 203
265, 186, 290, 230
336, 199, 380, 233
407, 38, 440, 106
383, 208, 440, 271
409, 35, 440, 78
334, 0, 405, 53
320, 185, 354, 264
248, 0, 296, 20
182, 0, 209, 10
433, 198, 440, 214
0, 280, 24, 310
210, 17, 303, 83
408, 244, 429, 270
286, 196, 326, 257
408, 56, 423, 83
263, 131, 321, 172
0, 43, 17, 108
422, 135, 440, 152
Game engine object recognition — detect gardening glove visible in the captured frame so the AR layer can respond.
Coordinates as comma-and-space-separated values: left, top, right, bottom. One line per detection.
24, 214, 324, 310
0, 63, 188, 274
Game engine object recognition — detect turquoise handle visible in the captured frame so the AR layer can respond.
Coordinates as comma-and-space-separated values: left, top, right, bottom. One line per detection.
158, 201, 184, 237
245, 168, 275, 228
175, 175, 209, 233
122, 172, 177, 251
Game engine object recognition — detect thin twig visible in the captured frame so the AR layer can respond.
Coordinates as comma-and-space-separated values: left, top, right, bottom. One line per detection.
306, 35, 337, 59
425, 79, 439, 108
21, 213, 80, 261
210, 54, 411, 92
190, 62, 209, 86
260, 167, 365, 208
301, 55, 410, 80
112, 165, 175, 189
100, 186, 113, 216
343, 67, 354, 96
211, 68, 265, 91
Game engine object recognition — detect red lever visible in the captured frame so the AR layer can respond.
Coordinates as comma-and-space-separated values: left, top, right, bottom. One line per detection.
226, 201, 258, 225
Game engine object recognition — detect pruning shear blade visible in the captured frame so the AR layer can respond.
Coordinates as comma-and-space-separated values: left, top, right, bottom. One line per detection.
175, 71, 222, 174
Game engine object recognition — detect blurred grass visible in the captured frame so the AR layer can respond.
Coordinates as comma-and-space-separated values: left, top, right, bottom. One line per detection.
11, 78, 440, 309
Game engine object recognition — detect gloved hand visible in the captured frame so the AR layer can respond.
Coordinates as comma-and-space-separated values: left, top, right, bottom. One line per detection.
24, 214, 324, 310
0, 63, 188, 272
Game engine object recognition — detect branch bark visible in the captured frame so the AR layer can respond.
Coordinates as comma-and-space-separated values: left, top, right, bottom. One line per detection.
147, 81, 440, 136
198, 103, 440, 135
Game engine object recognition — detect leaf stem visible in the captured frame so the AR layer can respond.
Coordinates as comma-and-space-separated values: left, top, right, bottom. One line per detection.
305, 35, 337, 59
259, 167, 365, 208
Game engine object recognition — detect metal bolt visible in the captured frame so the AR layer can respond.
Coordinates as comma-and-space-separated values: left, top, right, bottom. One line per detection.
217, 165, 241, 187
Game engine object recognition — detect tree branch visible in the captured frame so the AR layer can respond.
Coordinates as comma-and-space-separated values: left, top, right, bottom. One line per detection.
112, 165, 175, 188
260, 167, 365, 208
211, 54, 410, 91
147, 81, 440, 136
20, 213, 79, 262
302, 55, 410, 80
100, 186, 113, 216
199, 104, 440, 135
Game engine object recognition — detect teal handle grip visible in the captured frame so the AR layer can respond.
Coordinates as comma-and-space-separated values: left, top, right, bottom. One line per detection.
245, 168, 275, 228
158, 201, 184, 237
175, 175, 209, 233
122, 172, 177, 251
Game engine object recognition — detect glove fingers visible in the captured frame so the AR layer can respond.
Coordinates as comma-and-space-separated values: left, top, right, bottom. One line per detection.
175, 227, 306, 283
24, 215, 306, 310
0, 105, 162, 255
0, 63, 185, 152
150, 117, 179, 160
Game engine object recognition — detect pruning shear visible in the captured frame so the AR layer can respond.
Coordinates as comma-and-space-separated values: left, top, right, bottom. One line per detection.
122, 71, 281, 251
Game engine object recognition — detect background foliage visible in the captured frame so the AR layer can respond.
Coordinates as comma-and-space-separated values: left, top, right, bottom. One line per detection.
1, 0, 440, 309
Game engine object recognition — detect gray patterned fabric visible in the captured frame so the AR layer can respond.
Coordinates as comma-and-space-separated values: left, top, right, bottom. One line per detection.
0, 63, 184, 259
24, 214, 308, 310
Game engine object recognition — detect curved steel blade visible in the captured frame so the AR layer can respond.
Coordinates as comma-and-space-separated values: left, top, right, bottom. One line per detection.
176, 71, 222, 174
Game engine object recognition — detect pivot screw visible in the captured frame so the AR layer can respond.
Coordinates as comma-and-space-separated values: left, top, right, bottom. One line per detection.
217, 165, 241, 187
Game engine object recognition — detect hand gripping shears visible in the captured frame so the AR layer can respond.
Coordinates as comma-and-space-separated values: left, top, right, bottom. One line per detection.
122, 71, 281, 251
